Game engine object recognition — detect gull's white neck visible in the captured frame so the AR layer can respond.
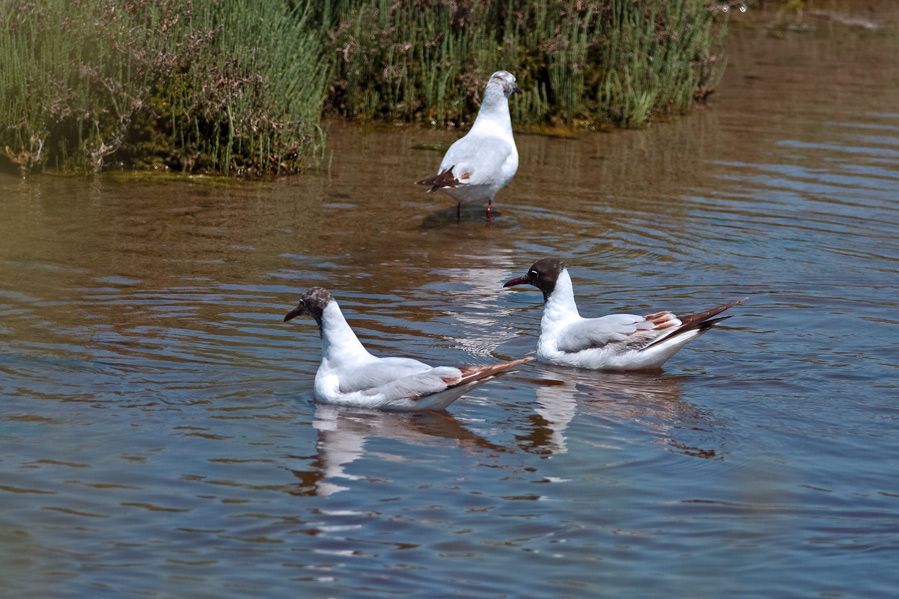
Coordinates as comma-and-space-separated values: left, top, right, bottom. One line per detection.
541, 269, 580, 332
471, 88, 513, 138
320, 302, 371, 367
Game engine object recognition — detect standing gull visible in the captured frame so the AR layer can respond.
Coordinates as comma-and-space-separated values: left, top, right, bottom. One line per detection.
284, 287, 530, 411
503, 258, 747, 371
416, 70, 519, 221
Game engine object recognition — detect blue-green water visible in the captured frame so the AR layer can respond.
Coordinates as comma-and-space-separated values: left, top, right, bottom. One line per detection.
2, 16, 898, 597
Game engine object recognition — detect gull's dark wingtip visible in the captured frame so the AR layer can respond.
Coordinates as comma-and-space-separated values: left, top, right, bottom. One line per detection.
455, 356, 533, 387
416, 166, 459, 191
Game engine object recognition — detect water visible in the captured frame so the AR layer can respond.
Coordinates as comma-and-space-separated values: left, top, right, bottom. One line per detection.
2, 14, 899, 597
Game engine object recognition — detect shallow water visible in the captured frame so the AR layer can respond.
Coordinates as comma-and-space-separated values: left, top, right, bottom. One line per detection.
2, 13, 899, 597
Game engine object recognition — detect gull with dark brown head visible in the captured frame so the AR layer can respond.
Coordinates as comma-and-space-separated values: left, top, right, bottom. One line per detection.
416, 70, 519, 221
284, 287, 530, 411
503, 258, 747, 371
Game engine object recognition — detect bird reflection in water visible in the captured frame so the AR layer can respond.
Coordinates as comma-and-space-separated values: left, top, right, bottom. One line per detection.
290, 371, 724, 495
289, 404, 504, 496
517, 367, 724, 459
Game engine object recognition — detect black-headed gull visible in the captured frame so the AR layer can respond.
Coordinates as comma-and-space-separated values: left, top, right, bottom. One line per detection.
416, 70, 519, 221
284, 287, 530, 411
503, 258, 747, 371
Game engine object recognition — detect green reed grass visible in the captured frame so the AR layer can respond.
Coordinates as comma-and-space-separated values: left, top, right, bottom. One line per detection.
324, 0, 727, 128
1, 0, 726, 175
1, 0, 328, 175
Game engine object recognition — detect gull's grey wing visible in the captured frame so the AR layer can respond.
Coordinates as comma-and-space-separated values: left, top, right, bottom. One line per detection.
366, 357, 531, 410
337, 357, 433, 394
556, 314, 657, 353
557, 301, 746, 355
439, 135, 513, 187
360, 366, 462, 402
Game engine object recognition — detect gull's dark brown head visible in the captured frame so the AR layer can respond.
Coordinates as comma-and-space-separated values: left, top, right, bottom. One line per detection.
503, 258, 564, 301
284, 287, 333, 328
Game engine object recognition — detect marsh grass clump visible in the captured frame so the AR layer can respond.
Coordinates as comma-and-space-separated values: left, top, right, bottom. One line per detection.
0, 0, 329, 175
324, 0, 727, 128
1, 0, 727, 175
0, 1, 147, 173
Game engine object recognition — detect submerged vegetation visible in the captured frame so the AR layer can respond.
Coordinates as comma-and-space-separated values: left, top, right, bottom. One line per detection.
1, 0, 727, 176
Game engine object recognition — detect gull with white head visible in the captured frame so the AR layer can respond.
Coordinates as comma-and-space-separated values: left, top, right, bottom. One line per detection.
284, 287, 530, 411
504, 258, 747, 371
416, 70, 519, 221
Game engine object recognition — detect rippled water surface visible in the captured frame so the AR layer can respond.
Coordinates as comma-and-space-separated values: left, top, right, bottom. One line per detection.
2, 15, 899, 597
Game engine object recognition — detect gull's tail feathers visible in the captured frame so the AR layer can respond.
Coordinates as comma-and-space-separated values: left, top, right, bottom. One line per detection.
644, 298, 748, 350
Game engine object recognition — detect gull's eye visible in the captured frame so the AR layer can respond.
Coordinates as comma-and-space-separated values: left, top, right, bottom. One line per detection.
529, 270, 538, 278
298, 300, 306, 308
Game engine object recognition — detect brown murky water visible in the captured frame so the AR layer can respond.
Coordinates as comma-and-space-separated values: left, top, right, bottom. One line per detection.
2, 10, 899, 596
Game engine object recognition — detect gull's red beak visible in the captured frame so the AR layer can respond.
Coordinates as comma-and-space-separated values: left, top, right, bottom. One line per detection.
503, 275, 530, 288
